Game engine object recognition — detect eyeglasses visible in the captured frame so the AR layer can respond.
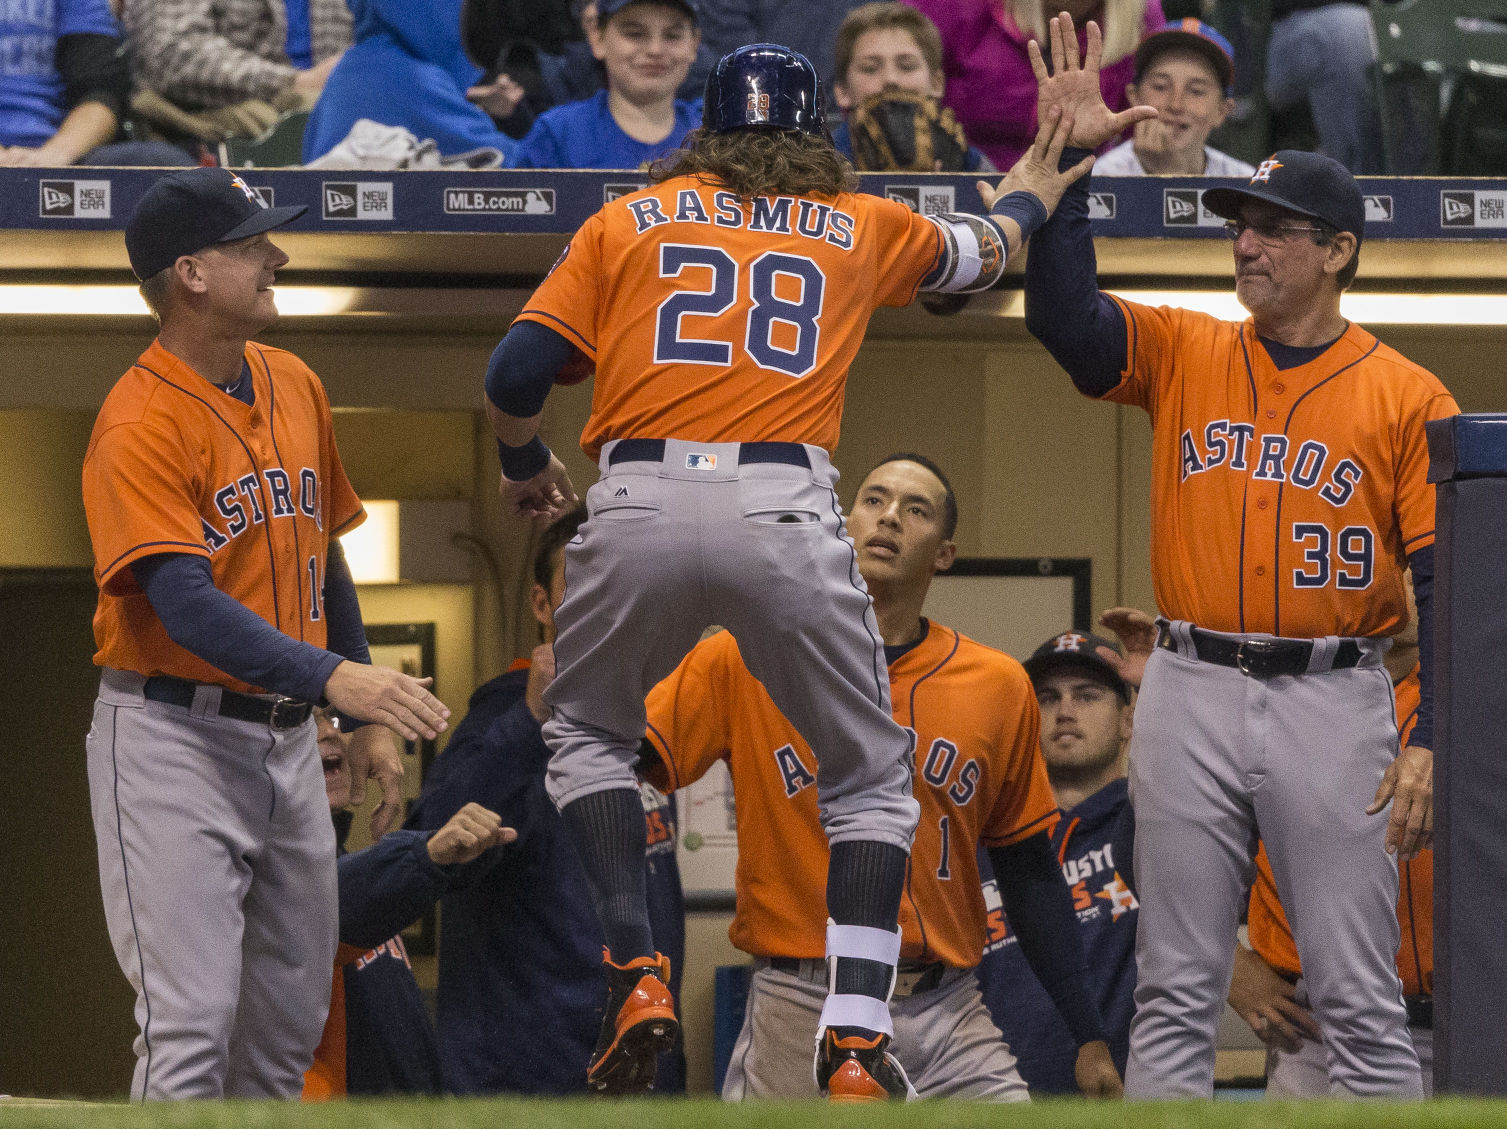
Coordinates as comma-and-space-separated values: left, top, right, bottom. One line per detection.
1223, 219, 1326, 245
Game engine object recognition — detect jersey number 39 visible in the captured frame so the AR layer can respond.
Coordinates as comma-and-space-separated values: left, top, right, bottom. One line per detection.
654, 244, 826, 379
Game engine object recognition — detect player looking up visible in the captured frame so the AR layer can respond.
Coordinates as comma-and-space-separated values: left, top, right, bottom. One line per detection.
82, 167, 450, 1100
643, 454, 1123, 1100
1007, 11, 1456, 1097
481, 43, 1104, 1098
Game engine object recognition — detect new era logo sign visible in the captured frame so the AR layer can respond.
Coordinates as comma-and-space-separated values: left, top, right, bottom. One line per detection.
1441, 191, 1475, 226
886, 185, 955, 216
39, 179, 111, 218
1162, 188, 1223, 228
1087, 192, 1116, 220
604, 182, 648, 203
322, 181, 393, 220
1363, 195, 1393, 223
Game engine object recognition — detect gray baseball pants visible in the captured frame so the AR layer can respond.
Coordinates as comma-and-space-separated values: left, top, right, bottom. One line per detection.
1265, 979, 1434, 1097
723, 962, 1029, 1100
543, 439, 918, 851
1125, 627, 1422, 1097
86, 668, 336, 1100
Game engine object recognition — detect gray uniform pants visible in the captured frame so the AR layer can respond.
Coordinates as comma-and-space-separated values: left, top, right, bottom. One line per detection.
1125, 627, 1422, 1098
544, 439, 918, 851
86, 669, 336, 1100
723, 962, 1029, 1100
1265, 980, 1434, 1097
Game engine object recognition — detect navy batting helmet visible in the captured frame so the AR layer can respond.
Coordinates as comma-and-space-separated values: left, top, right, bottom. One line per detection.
703, 43, 827, 137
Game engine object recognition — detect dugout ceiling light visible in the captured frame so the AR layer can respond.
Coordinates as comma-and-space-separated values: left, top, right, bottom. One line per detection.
1110, 290, 1507, 326
0, 284, 358, 317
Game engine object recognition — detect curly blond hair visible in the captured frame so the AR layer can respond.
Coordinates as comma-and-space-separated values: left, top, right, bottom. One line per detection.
1004, 0, 1147, 67
649, 128, 858, 200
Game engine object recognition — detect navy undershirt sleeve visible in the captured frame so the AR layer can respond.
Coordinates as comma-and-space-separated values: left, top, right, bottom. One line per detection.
322, 539, 369, 664
337, 829, 455, 949
1023, 152, 1128, 398
483, 320, 577, 418
1407, 545, 1434, 749
131, 552, 342, 700
988, 831, 1106, 1047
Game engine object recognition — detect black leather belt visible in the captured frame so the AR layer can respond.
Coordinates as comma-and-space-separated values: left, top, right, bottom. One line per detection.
608, 438, 810, 469
1158, 625, 1362, 678
143, 674, 313, 730
1405, 993, 1433, 1030
766, 956, 946, 997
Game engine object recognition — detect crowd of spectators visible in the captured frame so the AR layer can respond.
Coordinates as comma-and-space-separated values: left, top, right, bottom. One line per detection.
1, 0, 1495, 175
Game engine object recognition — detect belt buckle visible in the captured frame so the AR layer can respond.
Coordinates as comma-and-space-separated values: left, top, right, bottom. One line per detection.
1235, 638, 1277, 676
270, 696, 305, 729
892, 968, 923, 998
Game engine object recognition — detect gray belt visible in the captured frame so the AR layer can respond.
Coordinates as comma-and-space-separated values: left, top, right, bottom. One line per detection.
757, 956, 948, 998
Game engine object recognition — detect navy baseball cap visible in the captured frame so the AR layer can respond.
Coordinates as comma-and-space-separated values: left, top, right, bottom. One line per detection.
1202, 149, 1366, 246
1023, 632, 1131, 703
596, 0, 698, 22
125, 167, 306, 281
1134, 18, 1235, 93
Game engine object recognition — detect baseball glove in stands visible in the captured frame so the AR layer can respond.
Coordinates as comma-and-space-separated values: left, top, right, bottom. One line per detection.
848, 89, 971, 172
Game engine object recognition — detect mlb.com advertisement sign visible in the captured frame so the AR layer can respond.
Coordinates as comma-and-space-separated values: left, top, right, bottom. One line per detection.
444, 187, 555, 215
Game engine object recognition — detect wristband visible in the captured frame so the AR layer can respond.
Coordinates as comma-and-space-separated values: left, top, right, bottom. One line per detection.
991, 190, 1050, 243
1060, 146, 1095, 172
497, 435, 551, 481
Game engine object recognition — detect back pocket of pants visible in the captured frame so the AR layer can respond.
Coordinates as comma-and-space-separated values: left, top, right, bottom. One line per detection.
739, 479, 821, 526
589, 475, 662, 521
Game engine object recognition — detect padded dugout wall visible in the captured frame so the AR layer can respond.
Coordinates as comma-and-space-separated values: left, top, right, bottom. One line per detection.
1428, 413, 1507, 1095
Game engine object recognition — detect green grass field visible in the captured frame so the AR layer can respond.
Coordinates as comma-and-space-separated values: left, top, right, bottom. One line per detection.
7, 1098, 1507, 1129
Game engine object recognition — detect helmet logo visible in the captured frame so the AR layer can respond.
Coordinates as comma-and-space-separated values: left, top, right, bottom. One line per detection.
747, 91, 770, 121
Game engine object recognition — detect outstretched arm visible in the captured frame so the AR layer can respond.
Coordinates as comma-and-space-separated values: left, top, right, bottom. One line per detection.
1019, 14, 1159, 396
483, 321, 581, 520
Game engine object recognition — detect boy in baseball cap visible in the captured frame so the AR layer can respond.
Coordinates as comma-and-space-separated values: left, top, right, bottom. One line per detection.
1096, 19, 1253, 177
509, 0, 701, 168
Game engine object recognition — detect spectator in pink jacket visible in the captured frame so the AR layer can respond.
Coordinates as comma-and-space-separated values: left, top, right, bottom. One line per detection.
902, 0, 1163, 170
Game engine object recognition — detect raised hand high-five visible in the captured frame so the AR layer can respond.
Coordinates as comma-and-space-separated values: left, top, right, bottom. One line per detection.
1029, 12, 1158, 152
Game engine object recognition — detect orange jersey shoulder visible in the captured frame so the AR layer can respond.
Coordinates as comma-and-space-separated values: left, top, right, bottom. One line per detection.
84, 339, 363, 691
514, 178, 944, 457
644, 622, 1054, 967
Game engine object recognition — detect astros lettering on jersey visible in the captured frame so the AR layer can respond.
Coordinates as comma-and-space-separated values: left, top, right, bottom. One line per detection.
1101, 304, 1458, 638
83, 340, 363, 693
1248, 667, 1432, 997
643, 624, 1057, 968
514, 178, 945, 458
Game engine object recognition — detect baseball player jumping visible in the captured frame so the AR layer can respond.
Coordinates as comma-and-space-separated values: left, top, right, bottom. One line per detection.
82, 168, 449, 1100
482, 44, 1107, 1098
1008, 12, 1457, 1097
643, 453, 1123, 1099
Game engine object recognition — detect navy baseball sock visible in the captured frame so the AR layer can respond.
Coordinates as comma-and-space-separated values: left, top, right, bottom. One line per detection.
561, 788, 655, 962
827, 839, 908, 1006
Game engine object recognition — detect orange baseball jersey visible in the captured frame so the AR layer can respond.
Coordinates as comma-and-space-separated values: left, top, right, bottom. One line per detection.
1247, 666, 1431, 996
642, 622, 1058, 968
1102, 307, 1458, 638
514, 176, 945, 458
83, 339, 364, 694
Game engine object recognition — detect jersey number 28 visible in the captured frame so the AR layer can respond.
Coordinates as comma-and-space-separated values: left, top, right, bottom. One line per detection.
654, 244, 826, 379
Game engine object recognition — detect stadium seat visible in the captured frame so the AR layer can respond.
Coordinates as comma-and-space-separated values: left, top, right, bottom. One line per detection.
1371, 0, 1507, 174
220, 111, 312, 169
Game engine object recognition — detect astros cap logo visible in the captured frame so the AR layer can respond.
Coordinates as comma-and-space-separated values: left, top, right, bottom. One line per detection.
1251, 158, 1284, 184
1052, 632, 1088, 653
229, 173, 264, 208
